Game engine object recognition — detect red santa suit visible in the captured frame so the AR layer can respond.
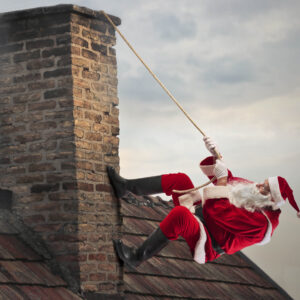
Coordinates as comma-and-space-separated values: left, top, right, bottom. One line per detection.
159, 156, 281, 264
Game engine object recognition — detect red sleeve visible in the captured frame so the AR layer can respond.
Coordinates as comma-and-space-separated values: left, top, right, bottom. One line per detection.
199, 156, 233, 185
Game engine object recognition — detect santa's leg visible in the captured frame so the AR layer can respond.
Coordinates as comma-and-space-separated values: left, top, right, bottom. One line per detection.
113, 206, 199, 268
107, 166, 163, 198
113, 227, 169, 269
161, 173, 195, 206
160, 205, 200, 254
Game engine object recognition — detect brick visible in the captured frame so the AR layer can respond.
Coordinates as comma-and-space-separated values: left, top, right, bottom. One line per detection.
96, 184, 111, 193
48, 192, 76, 201
57, 56, 72, 67
29, 121, 57, 131
111, 126, 119, 136
28, 100, 56, 111
98, 262, 116, 272
31, 183, 59, 193
82, 70, 100, 81
40, 24, 70, 37
61, 162, 76, 170
88, 253, 106, 261
100, 55, 117, 65
84, 111, 102, 123
56, 35, 71, 46
0, 85, 26, 95
19, 194, 44, 204
29, 163, 56, 172
73, 88, 82, 98
85, 132, 102, 141
93, 124, 109, 134
13, 73, 41, 83
103, 136, 119, 146
71, 46, 81, 56
0, 157, 10, 164
90, 21, 107, 34
0, 43, 23, 54
28, 80, 55, 90
27, 59, 55, 70
72, 36, 88, 48
14, 50, 40, 63
82, 49, 98, 61
98, 283, 115, 291
34, 223, 62, 232
76, 161, 93, 171
74, 99, 90, 109
86, 173, 103, 182
44, 88, 71, 99
91, 82, 107, 94
44, 68, 72, 78
104, 155, 119, 164
89, 273, 106, 281
63, 182, 94, 192
56, 254, 87, 262
13, 93, 41, 104
42, 46, 70, 58
108, 47, 116, 56
32, 202, 61, 212
6, 165, 26, 174
14, 154, 42, 164
100, 35, 116, 45
15, 133, 42, 143
47, 173, 76, 183
23, 215, 46, 224
75, 120, 91, 130
72, 57, 90, 68
91, 43, 107, 55
26, 39, 54, 50
48, 213, 76, 222
29, 141, 57, 152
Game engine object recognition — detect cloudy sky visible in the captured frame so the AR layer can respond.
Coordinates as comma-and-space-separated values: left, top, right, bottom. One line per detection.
1, 0, 300, 298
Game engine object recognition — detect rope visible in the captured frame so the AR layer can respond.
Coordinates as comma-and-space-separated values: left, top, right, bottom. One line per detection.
101, 11, 221, 192
172, 176, 217, 194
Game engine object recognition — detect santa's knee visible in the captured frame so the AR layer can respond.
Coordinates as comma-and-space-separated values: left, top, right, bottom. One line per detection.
167, 206, 192, 224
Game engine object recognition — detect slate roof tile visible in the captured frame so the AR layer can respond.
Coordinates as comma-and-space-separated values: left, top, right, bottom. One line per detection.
0, 210, 82, 299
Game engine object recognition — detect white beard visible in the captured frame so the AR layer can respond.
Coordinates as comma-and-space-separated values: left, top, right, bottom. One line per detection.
229, 183, 273, 212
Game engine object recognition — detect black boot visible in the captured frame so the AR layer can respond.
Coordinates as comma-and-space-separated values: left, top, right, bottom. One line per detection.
107, 166, 163, 198
113, 227, 169, 269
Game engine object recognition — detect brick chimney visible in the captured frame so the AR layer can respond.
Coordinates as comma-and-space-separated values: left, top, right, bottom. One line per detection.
0, 5, 122, 297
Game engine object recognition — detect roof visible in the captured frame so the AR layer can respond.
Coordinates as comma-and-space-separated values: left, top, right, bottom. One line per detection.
0, 208, 82, 300
120, 193, 293, 300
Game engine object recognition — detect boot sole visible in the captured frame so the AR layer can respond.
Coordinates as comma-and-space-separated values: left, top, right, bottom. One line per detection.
112, 239, 138, 271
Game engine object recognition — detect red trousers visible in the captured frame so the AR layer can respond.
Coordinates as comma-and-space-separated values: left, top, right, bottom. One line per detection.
160, 173, 201, 254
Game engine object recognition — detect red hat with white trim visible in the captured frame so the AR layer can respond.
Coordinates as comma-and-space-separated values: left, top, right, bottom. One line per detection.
268, 176, 300, 218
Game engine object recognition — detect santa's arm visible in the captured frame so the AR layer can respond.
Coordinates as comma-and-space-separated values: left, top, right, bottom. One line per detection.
214, 160, 228, 186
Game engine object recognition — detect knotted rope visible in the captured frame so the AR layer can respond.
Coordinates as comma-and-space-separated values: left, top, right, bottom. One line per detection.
102, 11, 219, 193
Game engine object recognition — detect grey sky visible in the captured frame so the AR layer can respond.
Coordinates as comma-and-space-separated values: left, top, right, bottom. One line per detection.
1, 0, 300, 298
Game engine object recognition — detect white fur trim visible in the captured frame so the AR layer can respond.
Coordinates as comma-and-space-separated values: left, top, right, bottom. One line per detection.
268, 177, 285, 208
199, 164, 215, 176
202, 186, 230, 206
178, 191, 202, 214
256, 211, 272, 246
193, 215, 207, 264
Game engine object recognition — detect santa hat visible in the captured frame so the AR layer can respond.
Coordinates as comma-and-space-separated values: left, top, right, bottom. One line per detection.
268, 176, 300, 218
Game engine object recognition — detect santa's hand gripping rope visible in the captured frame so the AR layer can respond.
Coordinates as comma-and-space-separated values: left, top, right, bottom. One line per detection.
107, 137, 300, 269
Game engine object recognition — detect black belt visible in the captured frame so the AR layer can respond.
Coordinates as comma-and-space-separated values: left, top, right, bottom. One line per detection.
195, 205, 225, 255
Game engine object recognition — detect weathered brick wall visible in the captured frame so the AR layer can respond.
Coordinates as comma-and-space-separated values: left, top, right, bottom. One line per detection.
0, 5, 122, 297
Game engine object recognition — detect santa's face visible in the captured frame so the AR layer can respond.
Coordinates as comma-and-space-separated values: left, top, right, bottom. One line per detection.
256, 179, 270, 196
230, 182, 274, 212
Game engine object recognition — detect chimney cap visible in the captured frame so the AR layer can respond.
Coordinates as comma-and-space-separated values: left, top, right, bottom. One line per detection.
0, 4, 121, 26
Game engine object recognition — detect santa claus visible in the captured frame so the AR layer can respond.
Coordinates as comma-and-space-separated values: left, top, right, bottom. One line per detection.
108, 137, 300, 269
